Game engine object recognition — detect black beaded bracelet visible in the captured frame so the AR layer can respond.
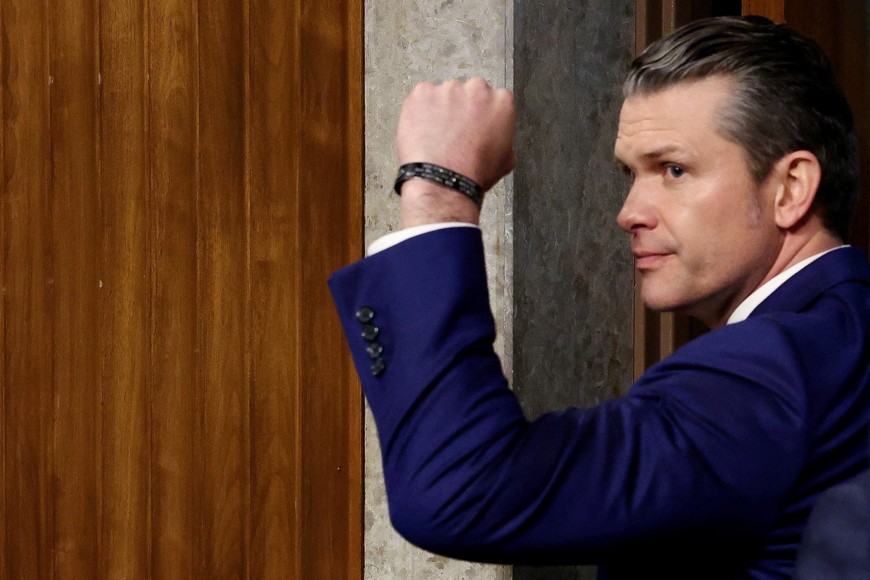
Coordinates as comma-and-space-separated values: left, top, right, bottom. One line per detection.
393, 162, 484, 207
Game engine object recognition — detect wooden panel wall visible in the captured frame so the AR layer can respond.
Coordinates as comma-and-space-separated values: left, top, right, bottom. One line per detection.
742, 0, 784, 21
743, 0, 870, 253
0, 0, 363, 577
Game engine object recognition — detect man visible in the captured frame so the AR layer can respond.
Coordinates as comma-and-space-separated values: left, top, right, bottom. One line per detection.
329, 16, 870, 578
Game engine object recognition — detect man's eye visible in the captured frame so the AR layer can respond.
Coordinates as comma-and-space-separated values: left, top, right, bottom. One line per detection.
666, 164, 685, 178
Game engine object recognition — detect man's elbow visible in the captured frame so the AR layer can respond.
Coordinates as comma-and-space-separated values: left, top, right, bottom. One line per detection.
386, 483, 493, 559
387, 489, 459, 555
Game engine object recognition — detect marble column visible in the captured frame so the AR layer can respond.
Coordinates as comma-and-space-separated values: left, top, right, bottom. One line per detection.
364, 0, 513, 577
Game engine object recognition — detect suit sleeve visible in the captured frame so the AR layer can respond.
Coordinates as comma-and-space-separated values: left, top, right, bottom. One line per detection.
328, 227, 809, 564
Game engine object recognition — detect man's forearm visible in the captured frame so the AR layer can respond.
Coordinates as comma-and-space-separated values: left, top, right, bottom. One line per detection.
399, 180, 481, 228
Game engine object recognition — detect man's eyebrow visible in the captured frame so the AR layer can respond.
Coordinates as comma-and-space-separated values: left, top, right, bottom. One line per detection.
639, 145, 687, 161
614, 145, 689, 168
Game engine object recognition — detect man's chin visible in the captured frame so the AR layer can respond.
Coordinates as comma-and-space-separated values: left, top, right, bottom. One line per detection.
641, 291, 715, 328
641, 290, 695, 317
639, 290, 681, 313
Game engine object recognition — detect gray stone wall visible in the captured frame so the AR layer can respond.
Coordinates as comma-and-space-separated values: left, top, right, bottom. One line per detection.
512, 1, 636, 578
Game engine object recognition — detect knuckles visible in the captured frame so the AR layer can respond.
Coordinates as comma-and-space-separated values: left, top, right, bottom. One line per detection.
408, 78, 515, 114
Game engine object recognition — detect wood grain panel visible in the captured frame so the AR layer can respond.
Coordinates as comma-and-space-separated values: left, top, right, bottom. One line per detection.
98, 0, 152, 576
0, 0, 6, 572
742, 0, 785, 21
781, 0, 870, 253
2, 1, 55, 577
635, 0, 663, 56
3, 0, 363, 575
341, 1, 365, 571
198, 0, 249, 575
297, 0, 363, 576
248, 0, 300, 575
149, 0, 202, 575
49, 0, 101, 576
835, 2, 870, 253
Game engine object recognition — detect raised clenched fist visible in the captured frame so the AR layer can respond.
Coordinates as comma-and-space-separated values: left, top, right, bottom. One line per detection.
396, 78, 517, 227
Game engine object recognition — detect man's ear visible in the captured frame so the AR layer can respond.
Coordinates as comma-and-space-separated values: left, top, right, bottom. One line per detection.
771, 151, 822, 230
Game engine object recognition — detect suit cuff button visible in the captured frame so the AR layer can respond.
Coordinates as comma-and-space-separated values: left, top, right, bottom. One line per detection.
361, 324, 380, 341
356, 307, 375, 323
370, 358, 386, 376
366, 342, 384, 359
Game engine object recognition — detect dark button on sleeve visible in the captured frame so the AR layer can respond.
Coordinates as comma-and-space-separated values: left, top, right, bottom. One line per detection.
371, 358, 386, 377
355, 307, 375, 324
361, 324, 380, 341
366, 342, 384, 359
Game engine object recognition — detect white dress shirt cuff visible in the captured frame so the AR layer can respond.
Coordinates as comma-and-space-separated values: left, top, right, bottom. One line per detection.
367, 222, 480, 256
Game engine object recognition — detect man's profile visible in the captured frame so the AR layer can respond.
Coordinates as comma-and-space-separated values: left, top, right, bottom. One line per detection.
329, 16, 869, 578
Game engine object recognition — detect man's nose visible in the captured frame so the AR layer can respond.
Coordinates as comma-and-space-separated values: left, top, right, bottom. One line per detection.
616, 182, 657, 233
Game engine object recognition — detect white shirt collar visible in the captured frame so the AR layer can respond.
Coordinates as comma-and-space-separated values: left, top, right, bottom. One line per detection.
726, 246, 849, 325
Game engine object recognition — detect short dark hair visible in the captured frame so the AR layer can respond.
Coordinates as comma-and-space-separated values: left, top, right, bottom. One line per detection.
624, 16, 859, 239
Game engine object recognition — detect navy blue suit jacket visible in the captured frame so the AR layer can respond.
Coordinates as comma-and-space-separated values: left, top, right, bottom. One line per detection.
329, 228, 870, 579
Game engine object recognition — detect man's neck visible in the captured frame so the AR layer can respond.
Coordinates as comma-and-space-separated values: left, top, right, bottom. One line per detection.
707, 226, 845, 328
758, 227, 843, 289
726, 243, 848, 325
693, 221, 844, 329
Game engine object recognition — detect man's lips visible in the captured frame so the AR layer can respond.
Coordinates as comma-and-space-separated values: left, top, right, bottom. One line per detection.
632, 250, 673, 269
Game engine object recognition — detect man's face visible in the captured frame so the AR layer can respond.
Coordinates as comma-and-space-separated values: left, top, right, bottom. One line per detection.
614, 76, 783, 327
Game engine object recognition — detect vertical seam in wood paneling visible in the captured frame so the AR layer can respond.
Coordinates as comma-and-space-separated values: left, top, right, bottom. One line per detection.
93, 0, 104, 574
193, 0, 204, 573
662, 0, 677, 37
632, 280, 644, 381
635, 0, 647, 57
0, 0, 6, 572
145, 0, 155, 573
659, 312, 676, 360
292, 2, 303, 577
242, 0, 253, 575
45, 0, 58, 573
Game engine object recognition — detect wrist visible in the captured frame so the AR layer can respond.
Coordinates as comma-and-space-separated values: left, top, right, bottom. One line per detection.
399, 180, 481, 228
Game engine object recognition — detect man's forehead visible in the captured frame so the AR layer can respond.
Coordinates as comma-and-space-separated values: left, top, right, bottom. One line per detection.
613, 76, 736, 158
618, 77, 735, 124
